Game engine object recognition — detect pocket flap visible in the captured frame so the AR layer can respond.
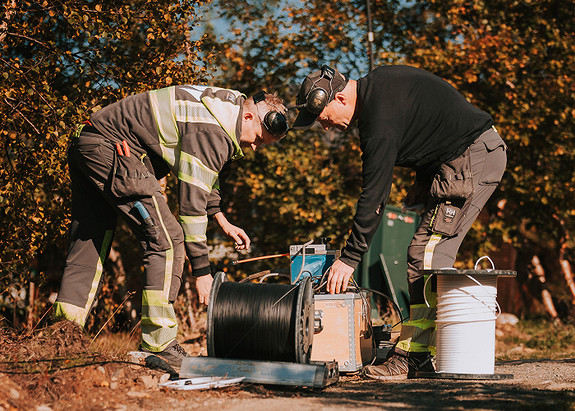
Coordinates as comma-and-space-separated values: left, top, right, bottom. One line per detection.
483, 135, 507, 151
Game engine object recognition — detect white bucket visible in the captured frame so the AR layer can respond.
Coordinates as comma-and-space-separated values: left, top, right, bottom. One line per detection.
434, 273, 499, 375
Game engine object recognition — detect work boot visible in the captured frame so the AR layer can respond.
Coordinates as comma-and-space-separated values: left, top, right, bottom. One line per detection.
363, 351, 434, 380
140, 341, 189, 369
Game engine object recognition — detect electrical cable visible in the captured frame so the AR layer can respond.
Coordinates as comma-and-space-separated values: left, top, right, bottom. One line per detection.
293, 239, 314, 283
209, 278, 313, 363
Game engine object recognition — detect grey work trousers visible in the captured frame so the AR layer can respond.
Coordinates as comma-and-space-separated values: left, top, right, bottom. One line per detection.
53, 127, 185, 351
396, 126, 507, 354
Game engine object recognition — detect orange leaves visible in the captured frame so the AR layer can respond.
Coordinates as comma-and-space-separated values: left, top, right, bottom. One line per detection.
2, 0, 210, 292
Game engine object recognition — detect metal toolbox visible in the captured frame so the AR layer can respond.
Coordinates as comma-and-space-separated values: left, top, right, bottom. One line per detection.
311, 292, 375, 373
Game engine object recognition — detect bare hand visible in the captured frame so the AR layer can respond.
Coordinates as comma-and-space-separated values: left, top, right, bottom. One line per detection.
196, 274, 213, 305
225, 224, 251, 250
326, 259, 355, 294
213, 212, 251, 250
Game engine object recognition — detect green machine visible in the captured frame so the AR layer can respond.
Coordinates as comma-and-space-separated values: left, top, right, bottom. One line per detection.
354, 205, 420, 320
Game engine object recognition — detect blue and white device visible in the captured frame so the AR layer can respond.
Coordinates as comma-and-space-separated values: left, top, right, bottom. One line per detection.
290, 242, 340, 284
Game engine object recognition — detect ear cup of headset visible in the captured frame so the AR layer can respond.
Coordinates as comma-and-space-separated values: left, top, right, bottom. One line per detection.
264, 111, 289, 137
306, 88, 330, 114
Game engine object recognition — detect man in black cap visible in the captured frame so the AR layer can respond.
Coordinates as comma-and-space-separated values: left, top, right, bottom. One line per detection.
293, 65, 507, 379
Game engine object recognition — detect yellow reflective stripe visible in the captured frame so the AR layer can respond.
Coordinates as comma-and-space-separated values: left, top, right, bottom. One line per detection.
213, 177, 220, 191
86, 228, 113, 309
151, 196, 174, 298
52, 301, 87, 325
396, 340, 434, 354
141, 290, 178, 351
402, 318, 436, 330
178, 152, 218, 192
180, 213, 208, 243
149, 87, 179, 166
142, 289, 167, 306
174, 100, 219, 125
179, 215, 208, 243
184, 234, 207, 243
52, 228, 113, 326
140, 197, 179, 352
396, 303, 437, 354
424, 233, 442, 269
142, 316, 178, 328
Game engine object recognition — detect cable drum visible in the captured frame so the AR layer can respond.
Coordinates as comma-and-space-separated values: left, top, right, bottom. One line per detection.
207, 272, 314, 363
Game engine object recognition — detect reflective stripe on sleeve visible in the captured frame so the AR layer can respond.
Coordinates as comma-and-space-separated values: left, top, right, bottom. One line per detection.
178, 151, 219, 192
179, 214, 208, 243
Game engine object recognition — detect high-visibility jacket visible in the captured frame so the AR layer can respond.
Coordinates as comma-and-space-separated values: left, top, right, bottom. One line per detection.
89, 85, 245, 276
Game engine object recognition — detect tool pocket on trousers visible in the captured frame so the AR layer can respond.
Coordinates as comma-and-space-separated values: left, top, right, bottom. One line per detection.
478, 136, 507, 186
430, 198, 470, 237
131, 200, 172, 252
142, 222, 172, 252
110, 153, 159, 198
430, 149, 474, 200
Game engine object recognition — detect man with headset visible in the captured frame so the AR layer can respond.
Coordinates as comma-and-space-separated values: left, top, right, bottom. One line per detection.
292, 65, 507, 379
53, 86, 289, 369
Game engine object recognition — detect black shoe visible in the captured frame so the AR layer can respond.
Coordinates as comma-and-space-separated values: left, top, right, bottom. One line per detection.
406, 351, 435, 378
140, 342, 189, 369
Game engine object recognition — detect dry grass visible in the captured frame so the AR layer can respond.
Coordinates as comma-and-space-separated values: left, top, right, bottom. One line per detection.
90, 329, 140, 357
496, 318, 575, 361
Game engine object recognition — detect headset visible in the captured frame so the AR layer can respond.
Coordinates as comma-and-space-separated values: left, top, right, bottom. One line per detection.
301, 65, 336, 115
253, 91, 289, 138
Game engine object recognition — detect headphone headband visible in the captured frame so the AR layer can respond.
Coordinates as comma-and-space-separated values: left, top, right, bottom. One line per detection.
304, 65, 337, 115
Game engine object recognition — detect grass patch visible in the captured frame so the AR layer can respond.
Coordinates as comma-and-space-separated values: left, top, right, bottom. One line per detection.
496, 318, 575, 360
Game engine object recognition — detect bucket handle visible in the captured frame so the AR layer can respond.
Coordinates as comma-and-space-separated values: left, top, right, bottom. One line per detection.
474, 255, 495, 271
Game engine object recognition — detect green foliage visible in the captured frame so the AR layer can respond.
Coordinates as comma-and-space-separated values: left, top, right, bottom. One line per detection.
223, 131, 363, 255
1, 0, 210, 322
200, 0, 407, 263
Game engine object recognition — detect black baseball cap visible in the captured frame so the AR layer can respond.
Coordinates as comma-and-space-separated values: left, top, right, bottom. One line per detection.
292, 66, 348, 130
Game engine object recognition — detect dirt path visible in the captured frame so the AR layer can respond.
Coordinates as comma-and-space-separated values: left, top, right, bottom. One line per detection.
1, 322, 574, 410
